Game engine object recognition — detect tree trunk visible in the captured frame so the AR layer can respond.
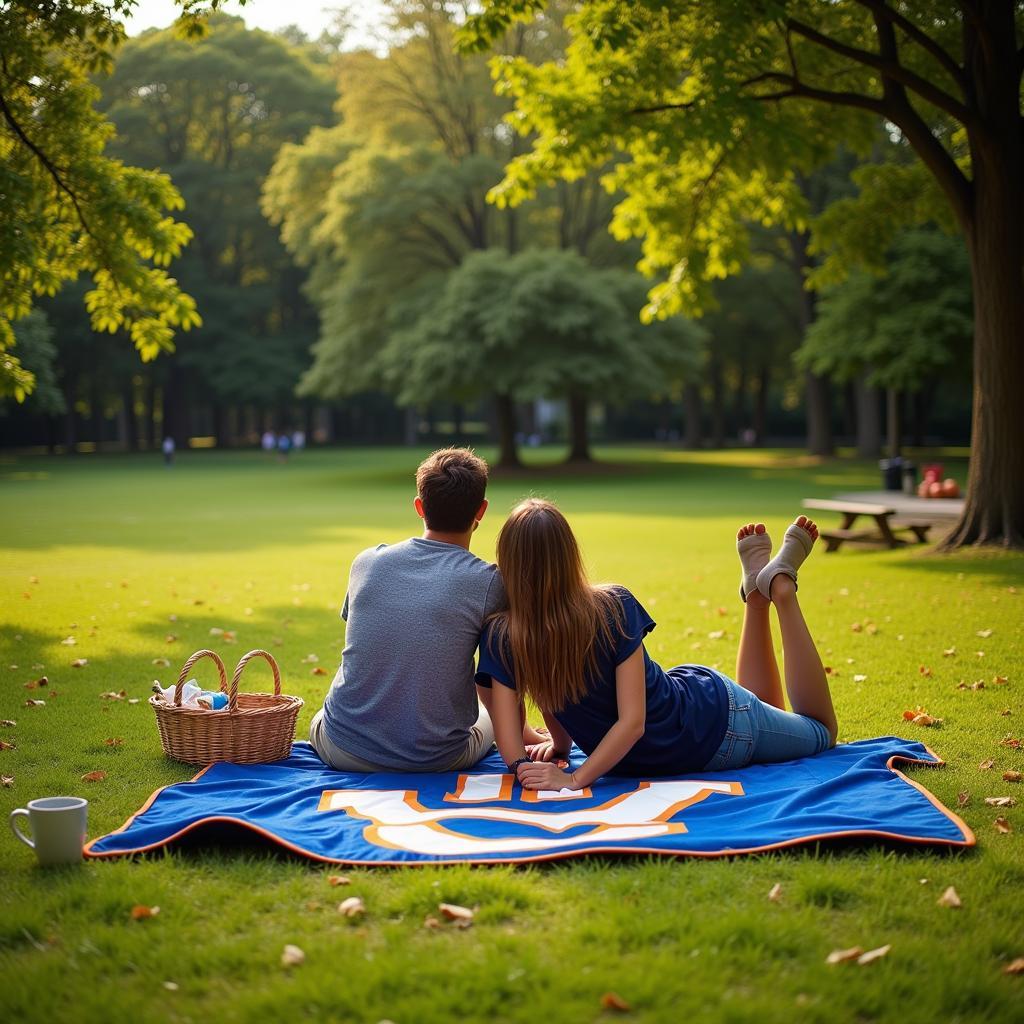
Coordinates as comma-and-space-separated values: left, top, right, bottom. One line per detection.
403, 406, 418, 446
567, 393, 591, 462
942, 3, 1024, 548
493, 393, 521, 468
683, 382, 703, 449
122, 382, 139, 452
752, 363, 769, 444
886, 387, 902, 458
709, 356, 725, 448
790, 228, 835, 456
854, 374, 882, 458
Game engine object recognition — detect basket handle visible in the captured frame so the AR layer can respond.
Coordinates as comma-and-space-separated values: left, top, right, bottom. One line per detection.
173, 649, 228, 707
228, 649, 282, 711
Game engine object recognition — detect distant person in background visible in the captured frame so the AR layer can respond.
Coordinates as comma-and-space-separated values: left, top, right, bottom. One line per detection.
161, 436, 175, 467
277, 432, 292, 461
291, 429, 306, 452
261, 430, 276, 454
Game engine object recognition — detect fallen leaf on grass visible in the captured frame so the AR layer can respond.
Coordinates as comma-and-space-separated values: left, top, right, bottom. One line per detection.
1000, 708, 1012, 717
338, 897, 364, 918
600, 992, 631, 1012
919, 666, 932, 677
853, 674, 867, 683
992, 675, 1008, 685
423, 915, 441, 930
767, 883, 783, 902
851, 622, 863, 633
979, 759, 995, 770
24, 676, 47, 690
165, 634, 178, 644
1, 775, 13, 788
826, 947, 863, 965
103, 738, 124, 747
301, 653, 319, 664
81, 771, 106, 782
439, 902, 475, 922
127, 698, 140, 705
985, 797, 1016, 808
0, 720, 15, 727
994, 817, 1012, 834
957, 792, 970, 808
131, 905, 160, 920
943, 647, 956, 657
281, 944, 305, 967
24, 699, 45, 708
1003, 771, 1022, 783
70, 659, 88, 669
1003, 958, 1024, 975
152, 658, 170, 667
999, 736, 1021, 748
311, 667, 328, 676
163, 982, 178, 992
60, 637, 76, 646
977, 629, 993, 639
0, 740, 16, 751
707, 630, 725, 640
903, 707, 941, 726
937, 886, 961, 909
328, 875, 351, 887
857, 945, 891, 965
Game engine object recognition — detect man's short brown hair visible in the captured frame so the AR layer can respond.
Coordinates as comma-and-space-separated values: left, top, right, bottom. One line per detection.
416, 447, 489, 532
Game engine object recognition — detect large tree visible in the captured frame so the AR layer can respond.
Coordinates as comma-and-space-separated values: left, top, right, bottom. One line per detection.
389, 248, 705, 462
463, 1, 1023, 548
95, 13, 336, 445
264, 0, 630, 465
799, 227, 972, 455
0, 1, 241, 399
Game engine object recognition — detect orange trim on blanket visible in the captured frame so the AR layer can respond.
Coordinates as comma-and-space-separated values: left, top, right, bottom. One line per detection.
82, 751, 976, 863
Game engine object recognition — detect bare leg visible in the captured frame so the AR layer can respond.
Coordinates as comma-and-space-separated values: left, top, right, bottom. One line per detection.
769, 517, 838, 742
735, 523, 784, 709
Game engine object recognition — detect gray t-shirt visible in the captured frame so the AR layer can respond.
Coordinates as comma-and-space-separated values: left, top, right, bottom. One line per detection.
321, 537, 505, 771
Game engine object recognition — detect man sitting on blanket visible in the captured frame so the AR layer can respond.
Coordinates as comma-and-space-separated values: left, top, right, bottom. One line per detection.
309, 447, 540, 772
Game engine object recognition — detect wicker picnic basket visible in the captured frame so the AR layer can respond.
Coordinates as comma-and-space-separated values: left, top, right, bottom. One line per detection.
150, 648, 303, 765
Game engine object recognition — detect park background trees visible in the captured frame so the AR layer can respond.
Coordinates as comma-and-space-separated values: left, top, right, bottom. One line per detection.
0, 0, 997, 546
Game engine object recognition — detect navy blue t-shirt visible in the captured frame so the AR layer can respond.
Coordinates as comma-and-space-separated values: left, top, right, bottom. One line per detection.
475, 586, 731, 775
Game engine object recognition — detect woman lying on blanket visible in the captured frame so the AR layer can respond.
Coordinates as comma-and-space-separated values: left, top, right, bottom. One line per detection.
476, 499, 838, 791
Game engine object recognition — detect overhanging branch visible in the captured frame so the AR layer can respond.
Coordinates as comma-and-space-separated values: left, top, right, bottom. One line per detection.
786, 17, 973, 125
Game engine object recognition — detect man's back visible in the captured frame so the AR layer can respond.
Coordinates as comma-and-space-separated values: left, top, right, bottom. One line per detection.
321, 538, 504, 771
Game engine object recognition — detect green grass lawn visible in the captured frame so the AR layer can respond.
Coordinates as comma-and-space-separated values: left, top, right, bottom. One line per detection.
1, 445, 1022, 1023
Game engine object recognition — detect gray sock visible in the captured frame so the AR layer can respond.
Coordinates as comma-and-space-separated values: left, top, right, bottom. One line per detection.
737, 529, 772, 602
755, 523, 815, 601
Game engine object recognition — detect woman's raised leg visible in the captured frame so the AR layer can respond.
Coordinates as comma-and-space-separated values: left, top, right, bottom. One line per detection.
735, 523, 784, 709
769, 517, 838, 742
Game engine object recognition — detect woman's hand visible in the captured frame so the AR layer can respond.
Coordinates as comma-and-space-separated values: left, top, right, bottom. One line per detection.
518, 761, 576, 791
525, 739, 570, 764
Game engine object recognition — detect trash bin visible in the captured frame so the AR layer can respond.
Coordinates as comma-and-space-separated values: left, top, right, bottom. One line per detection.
901, 461, 917, 495
879, 457, 904, 491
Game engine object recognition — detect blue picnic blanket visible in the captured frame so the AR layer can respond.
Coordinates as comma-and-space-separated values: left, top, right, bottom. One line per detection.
84, 738, 973, 864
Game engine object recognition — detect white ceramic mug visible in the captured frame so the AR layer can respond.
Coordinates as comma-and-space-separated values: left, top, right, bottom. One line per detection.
9, 796, 88, 866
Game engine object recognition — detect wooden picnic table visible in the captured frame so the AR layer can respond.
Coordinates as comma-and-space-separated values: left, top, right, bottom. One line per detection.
801, 498, 939, 552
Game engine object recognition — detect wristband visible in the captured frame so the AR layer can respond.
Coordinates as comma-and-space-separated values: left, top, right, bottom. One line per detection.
507, 757, 532, 779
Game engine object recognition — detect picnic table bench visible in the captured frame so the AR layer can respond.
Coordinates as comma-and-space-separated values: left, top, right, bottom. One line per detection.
801, 498, 935, 552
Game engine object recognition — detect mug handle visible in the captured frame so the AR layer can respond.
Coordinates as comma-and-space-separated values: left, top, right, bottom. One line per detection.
9, 808, 34, 849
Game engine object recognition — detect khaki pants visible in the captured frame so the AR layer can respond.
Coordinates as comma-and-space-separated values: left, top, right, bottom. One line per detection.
308, 705, 495, 772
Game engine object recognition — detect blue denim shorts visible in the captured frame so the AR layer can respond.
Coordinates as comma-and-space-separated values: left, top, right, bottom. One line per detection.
703, 679, 833, 771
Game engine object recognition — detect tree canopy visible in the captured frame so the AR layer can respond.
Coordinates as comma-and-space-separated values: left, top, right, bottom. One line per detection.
462, 0, 1024, 547
0, 0, 241, 398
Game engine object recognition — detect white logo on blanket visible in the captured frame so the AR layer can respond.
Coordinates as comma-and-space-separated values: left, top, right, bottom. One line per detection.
317, 775, 744, 855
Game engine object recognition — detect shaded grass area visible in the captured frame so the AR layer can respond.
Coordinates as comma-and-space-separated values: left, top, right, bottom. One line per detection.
1, 445, 1022, 1023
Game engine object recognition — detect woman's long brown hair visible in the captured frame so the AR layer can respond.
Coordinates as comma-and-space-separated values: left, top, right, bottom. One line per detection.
490, 498, 623, 712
